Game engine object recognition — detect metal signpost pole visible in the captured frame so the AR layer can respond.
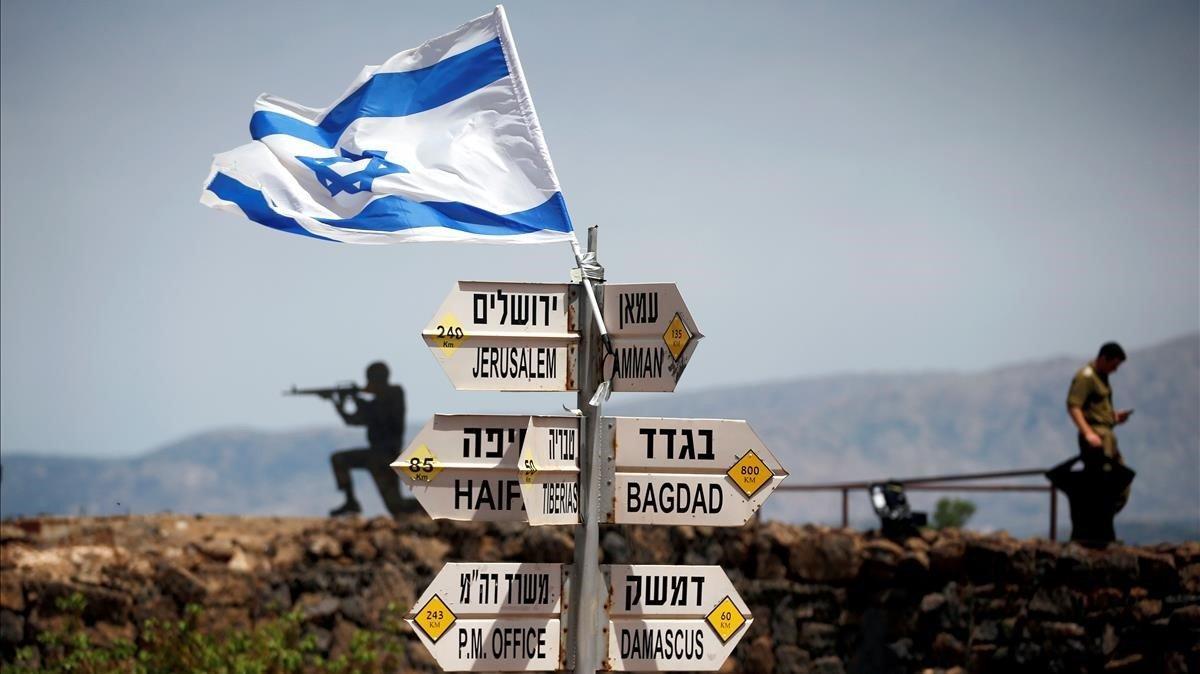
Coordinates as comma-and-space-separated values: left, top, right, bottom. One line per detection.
570, 226, 605, 674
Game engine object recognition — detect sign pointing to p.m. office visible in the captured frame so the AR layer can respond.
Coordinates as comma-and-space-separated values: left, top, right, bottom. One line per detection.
406, 562, 565, 672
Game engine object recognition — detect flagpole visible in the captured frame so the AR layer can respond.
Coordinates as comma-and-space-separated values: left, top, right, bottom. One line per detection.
570, 236, 608, 341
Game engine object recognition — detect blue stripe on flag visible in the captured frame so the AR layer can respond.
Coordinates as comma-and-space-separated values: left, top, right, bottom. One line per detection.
206, 172, 572, 238
250, 38, 509, 148
317, 191, 572, 235
206, 173, 335, 241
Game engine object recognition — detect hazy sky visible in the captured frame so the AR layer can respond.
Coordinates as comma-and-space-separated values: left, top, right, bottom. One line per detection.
2, 1, 1197, 457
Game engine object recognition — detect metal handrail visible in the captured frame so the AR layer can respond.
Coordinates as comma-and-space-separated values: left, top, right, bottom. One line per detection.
769, 467, 1058, 540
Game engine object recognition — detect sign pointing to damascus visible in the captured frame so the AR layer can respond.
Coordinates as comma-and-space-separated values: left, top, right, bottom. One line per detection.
605, 564, 753, 671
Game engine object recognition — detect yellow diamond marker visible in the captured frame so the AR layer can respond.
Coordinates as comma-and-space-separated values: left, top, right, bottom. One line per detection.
518, 443, 539, 485
661, 312, 692, 361
401, 444, 444, 483
413, 595, 456, 643
434, 313, 467, 358
726, 449, 775, 499
705, 596, 747, 643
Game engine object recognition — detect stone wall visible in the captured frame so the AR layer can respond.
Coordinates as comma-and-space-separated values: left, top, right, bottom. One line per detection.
1, 515, 1197, 673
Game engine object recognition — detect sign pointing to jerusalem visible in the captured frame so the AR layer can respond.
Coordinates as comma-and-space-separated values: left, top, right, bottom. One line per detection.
423, 281, 579, 392
602, 418, 788, 526
406, 562, 564, 671
605, 565, 753, 671
392, 414, 580, 524
603, 283, 703, 392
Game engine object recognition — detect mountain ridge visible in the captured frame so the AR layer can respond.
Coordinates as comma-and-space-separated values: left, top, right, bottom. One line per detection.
3, 333, 1197, 539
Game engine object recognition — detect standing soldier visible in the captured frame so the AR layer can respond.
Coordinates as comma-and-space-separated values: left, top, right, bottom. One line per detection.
1066, 342, 1134, 512
328, 361, 412, 517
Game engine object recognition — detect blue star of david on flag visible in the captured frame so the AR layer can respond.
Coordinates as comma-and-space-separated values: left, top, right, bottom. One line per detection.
296, 149, 408, 197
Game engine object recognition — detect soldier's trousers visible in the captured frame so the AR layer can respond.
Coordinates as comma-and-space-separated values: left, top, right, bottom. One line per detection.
1077, 427, 1130, 513
330, 446, 410, 516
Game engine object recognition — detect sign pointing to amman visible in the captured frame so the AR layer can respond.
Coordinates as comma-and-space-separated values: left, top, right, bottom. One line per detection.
602, 283, 702, 393
423, 282, 579, 392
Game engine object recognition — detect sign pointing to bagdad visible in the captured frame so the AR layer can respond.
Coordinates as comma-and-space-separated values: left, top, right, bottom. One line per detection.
392, 414, 580, 524
423, 282, 579, 392
602, 418, 788, 526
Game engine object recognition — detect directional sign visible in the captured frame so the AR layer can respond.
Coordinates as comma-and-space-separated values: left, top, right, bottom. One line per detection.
602, 284, 703, 393
406, 563, 565, 671
423, 282, 579, 391
602, 417, 788, 526
392, 414, 580, 524
605, 565, 752, 671
517, 415, 584, 525
409, 563, 752, 672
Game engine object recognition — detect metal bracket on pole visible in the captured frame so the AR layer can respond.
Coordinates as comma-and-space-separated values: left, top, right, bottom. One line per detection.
567, 226, 606, 674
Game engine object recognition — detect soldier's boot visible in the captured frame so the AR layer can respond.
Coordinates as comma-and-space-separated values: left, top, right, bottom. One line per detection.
330, 496, 362, 517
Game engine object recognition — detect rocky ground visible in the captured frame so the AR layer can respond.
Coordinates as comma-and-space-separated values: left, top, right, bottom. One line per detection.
1, 514, 1198, 673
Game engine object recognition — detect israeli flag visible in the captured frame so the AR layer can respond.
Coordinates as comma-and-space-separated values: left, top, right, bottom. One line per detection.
201, 6, 573, 244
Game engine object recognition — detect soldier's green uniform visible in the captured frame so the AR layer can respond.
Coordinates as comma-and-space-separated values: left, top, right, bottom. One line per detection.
1066, 362, 1128, 511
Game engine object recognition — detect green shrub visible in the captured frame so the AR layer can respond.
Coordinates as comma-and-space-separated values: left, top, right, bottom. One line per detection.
6, 594, 405, 674
932, 497, 977, 530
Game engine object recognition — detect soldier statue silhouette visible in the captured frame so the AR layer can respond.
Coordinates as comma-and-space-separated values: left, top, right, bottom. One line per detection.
322, 361, 413, 517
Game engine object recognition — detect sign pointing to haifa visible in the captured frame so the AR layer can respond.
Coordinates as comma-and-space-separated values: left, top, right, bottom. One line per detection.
602, 417, 788, 526
392, 414, 581, 524
406, 562, 565, 672
423, 282, 579, 392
